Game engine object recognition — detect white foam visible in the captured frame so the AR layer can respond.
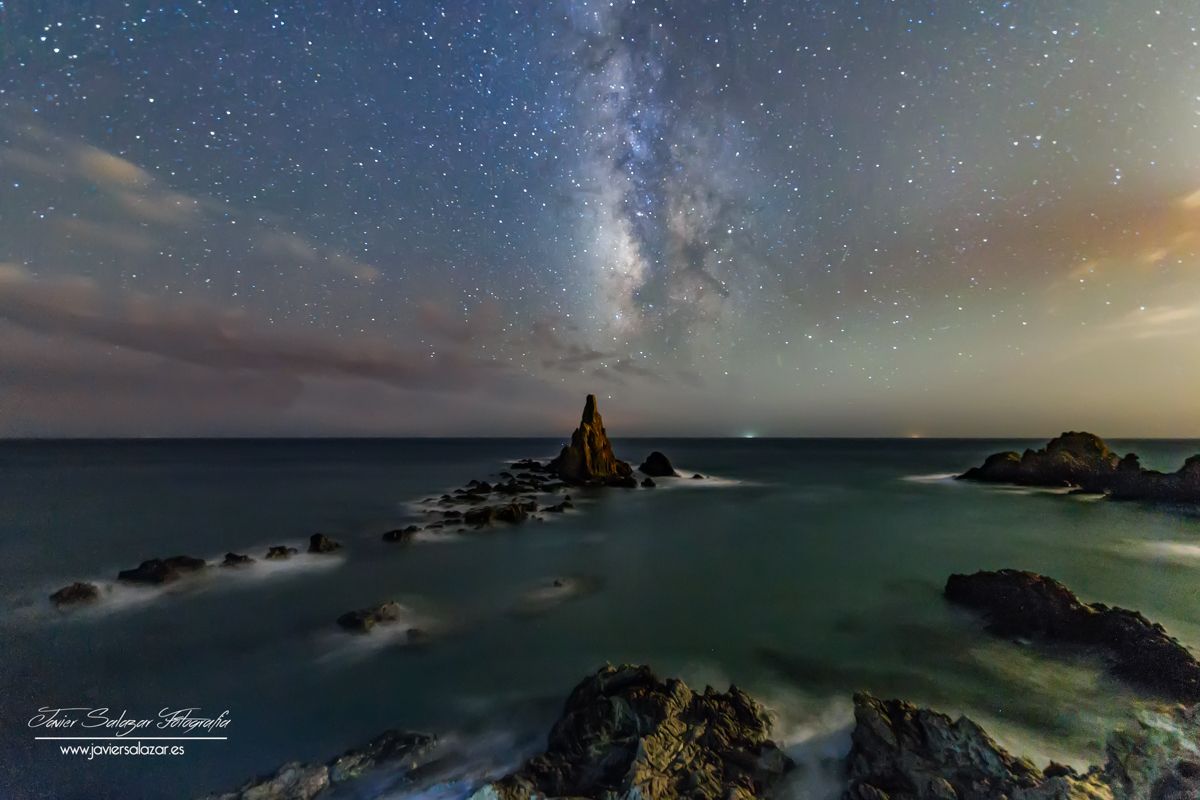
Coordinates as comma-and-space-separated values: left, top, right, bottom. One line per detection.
1126, 541, 1200, 562
902, 472, 960, 483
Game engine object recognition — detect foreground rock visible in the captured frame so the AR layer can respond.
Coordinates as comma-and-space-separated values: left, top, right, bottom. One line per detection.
639, 451, 679, 477
198, 730, 435, 800
945, 569, 1200, 703
548, 395, 636, 486
474, 663, 792, 800
50, 582, 100, 608
336, 600, 405, 633
845, 692, 1111, 800
117, 555, 207, 585
958, 432, 1200, 502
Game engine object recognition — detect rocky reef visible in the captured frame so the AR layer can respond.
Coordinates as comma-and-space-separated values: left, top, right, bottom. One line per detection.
548, 395, 636, 486
474, 664, 792, 800
945, 569, 1200, 703
957, 432, 1200, 503
336, 600, 406, 634
116, 555, 208, 585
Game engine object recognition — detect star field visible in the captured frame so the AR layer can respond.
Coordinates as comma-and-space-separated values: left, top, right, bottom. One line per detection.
0, 0, 1198, 435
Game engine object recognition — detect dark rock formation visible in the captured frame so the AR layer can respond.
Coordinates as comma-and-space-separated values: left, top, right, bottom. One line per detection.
945, 569, 1200, 703
264, 546, 298, 560
548, 395, 634, 485
117, 556, 207, 585
639, 451, 679, 477
477, 664, 792, 800
50, 582, 100, 608
641, 477, 656, 488
692, 473, 705, 480
308, 533, 341, 554
844, 692, 1110, 800
220, 553, 254, 567
383, 525, 420, 543
464, 502, 534, 526
958, 432, 1200, 503
542, 500, 572, 513
337, 601, 404, 634
198, 729, 435, 800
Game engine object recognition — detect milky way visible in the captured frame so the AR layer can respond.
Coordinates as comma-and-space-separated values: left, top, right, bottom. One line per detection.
1, 1, 1198, 435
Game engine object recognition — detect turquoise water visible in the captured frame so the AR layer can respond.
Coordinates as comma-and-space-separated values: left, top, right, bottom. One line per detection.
2, 438, 1200, 799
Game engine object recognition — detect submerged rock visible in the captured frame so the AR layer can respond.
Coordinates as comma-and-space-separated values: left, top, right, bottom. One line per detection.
548, 395, 634, 485
308, 533, 342, 554
336, 601, 405, 634
220, 553, 254, 568
639, 451, 679, 477
945, 569, 1200, 703
844, 692, 1112, 800
198, 730, 436, 800
382, 525, 421, 543
474, 663, 792, 800
264, 545, 298, 560
50, 581, 100, 608
117, 555, 207, 585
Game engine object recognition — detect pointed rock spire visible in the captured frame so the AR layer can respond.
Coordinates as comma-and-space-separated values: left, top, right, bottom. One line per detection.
550, 395, 633, 485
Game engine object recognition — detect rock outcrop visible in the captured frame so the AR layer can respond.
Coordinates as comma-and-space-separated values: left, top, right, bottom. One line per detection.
50, 581, 100, 608
845, 692, 1112, 800
548, 395, 635, 486
336, 600, 405, 634
958, 432, 1200, 503
464, 501, 535, 526
264, 546, 298, 560
220, 553, 254, 567
198, 730, 435, 800
308, 534, 342, 554
117, 555, 207, 585
639, 451, 679, 477
383, 525, 421, 543
474, 663, 792, 800
945, 570, 1200, 703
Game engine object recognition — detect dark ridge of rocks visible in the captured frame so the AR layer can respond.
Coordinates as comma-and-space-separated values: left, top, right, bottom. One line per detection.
197, 730, 436, 800
264, 545, 298, 560
117, 555, 207, 585
308, 534, 342, 554
844, 692, 1110, 800
383, 525, 420, 543
464, 501, 535, 526
220, 553, 254, 568
945, 569, 1200, 703
50, 581, 100, 608
641, 477, 656, 488
477, 663, 792, 800
958, 431, 1200, 503
639, 451, 679, 477
548, 395, 635, 485
337, 600, 404, 634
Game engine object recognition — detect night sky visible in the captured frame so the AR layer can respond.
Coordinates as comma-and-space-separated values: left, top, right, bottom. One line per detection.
0, 1, 1198, 436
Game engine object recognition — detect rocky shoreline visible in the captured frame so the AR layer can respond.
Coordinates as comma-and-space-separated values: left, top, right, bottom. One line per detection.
958, 431, 1200, 503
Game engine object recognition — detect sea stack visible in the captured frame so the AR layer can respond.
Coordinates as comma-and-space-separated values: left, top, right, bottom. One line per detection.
550, 395, 635, 486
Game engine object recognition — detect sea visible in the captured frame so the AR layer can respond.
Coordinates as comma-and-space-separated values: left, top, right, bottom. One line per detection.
2, 438, 1200, 799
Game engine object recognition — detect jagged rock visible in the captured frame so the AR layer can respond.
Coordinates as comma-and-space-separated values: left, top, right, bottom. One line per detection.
264, 546, 298, 560
473, 663, 792, 800
336, 601, 404, 634
308, 533, 341, 554
844, 692, 1112, 800
328, 730, 436, 783
1105, 705, 1200, 800
542, 500, 573, 513
548, 395, 634, 485
220, 553, 254, 567
117, 556, 207, 585
639, 451, 679, 477
642, 477, 656, 488
945, 570, 1200, 703
464, 502, 532, 526
50, 582, 100, 608
197, 761, 330, 800
382, 525, 420, 543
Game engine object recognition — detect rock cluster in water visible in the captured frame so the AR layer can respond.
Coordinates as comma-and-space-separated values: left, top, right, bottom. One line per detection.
945, 569, 1200, 703
958, 432, 1200, 502
475, 664, 793, 800
117, 555, 208, 585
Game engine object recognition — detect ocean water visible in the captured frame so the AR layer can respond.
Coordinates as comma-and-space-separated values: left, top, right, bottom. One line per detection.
2, 438, 1200, 799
